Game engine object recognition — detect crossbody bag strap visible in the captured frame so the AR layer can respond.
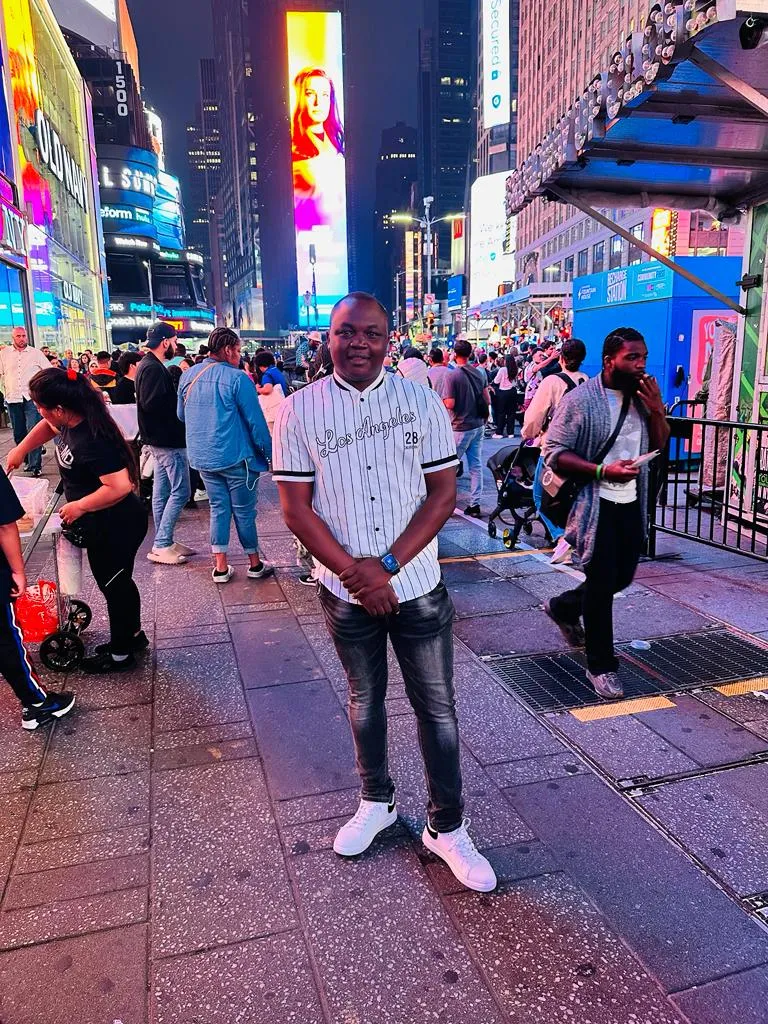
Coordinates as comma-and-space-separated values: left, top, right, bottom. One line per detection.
182, 360, 217, 406
595, 392, 632, 464
460, 365, 481, 396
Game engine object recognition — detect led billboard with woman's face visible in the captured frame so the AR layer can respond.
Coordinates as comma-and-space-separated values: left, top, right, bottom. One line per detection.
287, 10, 348, 323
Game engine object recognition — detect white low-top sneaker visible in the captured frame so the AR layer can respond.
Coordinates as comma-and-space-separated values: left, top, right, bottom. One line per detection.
422, 818, 497, 892
333, 797, 397, 857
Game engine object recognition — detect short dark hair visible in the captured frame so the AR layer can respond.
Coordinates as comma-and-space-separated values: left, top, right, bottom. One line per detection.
477, 350, 487, 363
603, 327, 645, 361
330, 291, 388, 324
95, 350, 111, 363
454, 339, 472, 359
117, 351, 142, 376
403, 346, 423, 361
175, 342, 186, 356
429, 347, 444, 364
253, 348, 276, 370
207, 326, 240, 355
561, 337, 587, 371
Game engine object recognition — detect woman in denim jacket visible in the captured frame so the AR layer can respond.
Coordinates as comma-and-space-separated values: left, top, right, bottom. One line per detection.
178, 327, 274, 584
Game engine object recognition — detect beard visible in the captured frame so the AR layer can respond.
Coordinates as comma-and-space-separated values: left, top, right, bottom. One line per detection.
164, 342, 176, 360
610, 368, 642, 392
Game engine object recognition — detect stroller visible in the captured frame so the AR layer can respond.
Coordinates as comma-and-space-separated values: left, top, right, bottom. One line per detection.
486, 442, 555, 549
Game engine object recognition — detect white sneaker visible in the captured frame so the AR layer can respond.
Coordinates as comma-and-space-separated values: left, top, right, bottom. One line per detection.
422, 818, 497, 892
550, 537, 573, 565
333, 797, 397, 857
148, 547, 187, 565
194, 489, 209, 502
212, 565, 235, 584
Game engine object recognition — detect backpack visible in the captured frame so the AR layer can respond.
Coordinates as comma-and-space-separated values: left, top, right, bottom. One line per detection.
460, 366, 490, 421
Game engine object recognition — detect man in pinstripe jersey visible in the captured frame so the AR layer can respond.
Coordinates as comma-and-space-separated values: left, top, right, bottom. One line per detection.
273, 293, 496, 893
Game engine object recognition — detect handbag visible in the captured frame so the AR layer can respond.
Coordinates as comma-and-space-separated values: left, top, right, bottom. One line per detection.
540, 392, 631, 529
460, 367, 490, 421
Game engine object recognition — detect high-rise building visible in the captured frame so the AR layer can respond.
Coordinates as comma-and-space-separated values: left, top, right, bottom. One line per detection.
373, 123, 417, 314
213, 0, 353, 334
186, 59, 222, 303
513, 0, 743, 288
475, 0, 519, 177
418, 0, 476, 263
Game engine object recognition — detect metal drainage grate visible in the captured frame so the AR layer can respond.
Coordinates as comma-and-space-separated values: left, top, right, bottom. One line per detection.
489, 650, 668, 714
619, 630, 768, 689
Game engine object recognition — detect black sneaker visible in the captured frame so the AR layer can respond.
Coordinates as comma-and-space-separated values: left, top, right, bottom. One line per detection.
456, 463, 464, 478
298, 573, 316, 587
81, 651, 137, 674
22, 691, 75, 731
544, 600, 585, 647
464, 504, 483, 519
93, 630, 150, 656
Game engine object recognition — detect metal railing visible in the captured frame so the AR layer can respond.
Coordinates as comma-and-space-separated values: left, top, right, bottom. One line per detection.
648, 412, 768, 561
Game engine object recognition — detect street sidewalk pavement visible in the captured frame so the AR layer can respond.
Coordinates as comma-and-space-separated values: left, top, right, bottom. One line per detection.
1, 432, 768, 1022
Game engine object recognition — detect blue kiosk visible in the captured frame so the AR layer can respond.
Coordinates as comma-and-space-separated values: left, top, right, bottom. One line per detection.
572, 257, 742, 407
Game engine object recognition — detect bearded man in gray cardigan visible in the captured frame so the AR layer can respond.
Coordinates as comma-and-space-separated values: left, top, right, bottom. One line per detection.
542, 328, 670, 699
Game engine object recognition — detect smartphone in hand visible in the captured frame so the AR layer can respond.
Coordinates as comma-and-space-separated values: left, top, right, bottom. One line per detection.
630, 450, 660, 469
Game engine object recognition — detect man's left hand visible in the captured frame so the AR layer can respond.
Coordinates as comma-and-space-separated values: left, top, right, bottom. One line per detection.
60, 500, 84, 526
339, 557, 393, 599
637, 375, 665, 417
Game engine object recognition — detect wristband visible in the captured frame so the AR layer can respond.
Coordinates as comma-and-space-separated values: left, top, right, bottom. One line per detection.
595, 463, 604, 481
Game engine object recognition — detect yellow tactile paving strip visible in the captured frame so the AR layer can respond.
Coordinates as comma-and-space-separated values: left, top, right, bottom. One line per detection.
714, 677, 768, 696
569, 696, 676, 722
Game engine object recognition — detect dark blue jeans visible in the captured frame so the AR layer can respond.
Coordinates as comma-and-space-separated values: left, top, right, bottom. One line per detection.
8, 399, 42, 472
319, 581, 464, 832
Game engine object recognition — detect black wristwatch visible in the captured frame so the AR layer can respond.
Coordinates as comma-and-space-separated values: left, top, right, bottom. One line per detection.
380, 552, 401, 575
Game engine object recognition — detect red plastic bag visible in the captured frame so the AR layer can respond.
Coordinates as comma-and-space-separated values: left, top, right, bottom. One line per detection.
15, 581, 59, 642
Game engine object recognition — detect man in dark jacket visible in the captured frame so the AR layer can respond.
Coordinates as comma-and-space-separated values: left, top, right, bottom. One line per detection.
90, 351, 118, 391
135, 322, 192, 565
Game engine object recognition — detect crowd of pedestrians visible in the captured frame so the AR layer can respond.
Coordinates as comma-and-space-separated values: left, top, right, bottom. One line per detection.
0, 301, 667, 894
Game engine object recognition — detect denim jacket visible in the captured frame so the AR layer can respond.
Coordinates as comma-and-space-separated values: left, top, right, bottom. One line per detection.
177, 359, 272, 472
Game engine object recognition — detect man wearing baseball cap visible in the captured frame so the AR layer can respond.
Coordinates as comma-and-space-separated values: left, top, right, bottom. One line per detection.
135, 322, 192, 564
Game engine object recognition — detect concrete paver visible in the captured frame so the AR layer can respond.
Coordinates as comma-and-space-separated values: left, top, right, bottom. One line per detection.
2, 439, 768, 1020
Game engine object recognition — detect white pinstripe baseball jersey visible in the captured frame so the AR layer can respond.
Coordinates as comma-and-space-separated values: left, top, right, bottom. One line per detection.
273, 368, 459, 603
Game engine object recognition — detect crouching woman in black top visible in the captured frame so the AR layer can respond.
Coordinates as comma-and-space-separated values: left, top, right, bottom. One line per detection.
7, 367, 149, 674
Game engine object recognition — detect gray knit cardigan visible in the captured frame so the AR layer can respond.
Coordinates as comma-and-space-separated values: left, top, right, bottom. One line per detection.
543, 374, 650, 568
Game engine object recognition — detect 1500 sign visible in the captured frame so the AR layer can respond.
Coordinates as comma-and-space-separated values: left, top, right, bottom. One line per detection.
505, 0, 726, 216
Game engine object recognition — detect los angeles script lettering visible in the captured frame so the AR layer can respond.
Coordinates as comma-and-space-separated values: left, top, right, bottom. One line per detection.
316, 407, 417, 457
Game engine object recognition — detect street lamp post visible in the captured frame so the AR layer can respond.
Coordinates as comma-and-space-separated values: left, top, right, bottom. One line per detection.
391, 205, 464, 323
142, 259, 155, 322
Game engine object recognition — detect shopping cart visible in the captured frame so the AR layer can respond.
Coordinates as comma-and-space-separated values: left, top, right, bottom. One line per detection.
20, 480, 92, 672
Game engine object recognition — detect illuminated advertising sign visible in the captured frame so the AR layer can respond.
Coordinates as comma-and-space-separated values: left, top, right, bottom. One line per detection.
47, 0, 119, 52
651, 209, 673, 257
447, 275, 464, 311
98, 145, 159, 240
145, 108, 165, 170
287, 11, 349, 322
153, 171, 185, 250
451, 218, 465, 275
482, 0, 510, 129
469, 172, 516, 307
405, 230, 416, 322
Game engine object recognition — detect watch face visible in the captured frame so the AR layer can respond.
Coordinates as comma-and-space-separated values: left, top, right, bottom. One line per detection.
382, 553, 399, 574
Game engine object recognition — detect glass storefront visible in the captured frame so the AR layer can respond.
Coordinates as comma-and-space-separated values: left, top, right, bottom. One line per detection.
4, 0, 107, 352
0, 262, 27, 332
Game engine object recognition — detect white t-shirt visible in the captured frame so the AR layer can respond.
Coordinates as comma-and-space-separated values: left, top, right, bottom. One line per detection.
600, 388, 642, 504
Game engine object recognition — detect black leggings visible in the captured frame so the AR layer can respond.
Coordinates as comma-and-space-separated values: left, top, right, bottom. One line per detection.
495, 390, 518, 435
85, 497, 148, 656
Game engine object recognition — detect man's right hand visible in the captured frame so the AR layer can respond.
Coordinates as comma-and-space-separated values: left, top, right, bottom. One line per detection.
359, 584, 400, 618
6, 447, 23, 473
602, 459, 640, 483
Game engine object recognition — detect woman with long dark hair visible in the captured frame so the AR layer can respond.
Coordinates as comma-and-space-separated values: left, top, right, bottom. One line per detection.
7, 368, 149, 674
291, 66, 345, 230
492, 353, 520, 438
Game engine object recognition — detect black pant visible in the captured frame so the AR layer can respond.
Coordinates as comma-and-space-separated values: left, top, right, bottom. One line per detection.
495, 390, 518, 436
549, 500, 643, 674
319, 581, 464, 833
0, 595, 47, 706
85, 496, 148, 656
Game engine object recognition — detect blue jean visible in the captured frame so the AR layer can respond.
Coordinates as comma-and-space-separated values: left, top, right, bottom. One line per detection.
150, 446, 191, 549
453, 427, 484, 506
199, 463, 260, 555
319, 581, 463, 833
533, 455, 564, 542
8, 400, 42, 472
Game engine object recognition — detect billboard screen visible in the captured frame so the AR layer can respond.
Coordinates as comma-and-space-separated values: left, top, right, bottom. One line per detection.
482, 0, 510, 129
469, 171, 516, 307
287, 10, 349, 323
47, 0, 119, 52
98, 145, 159, 239
154, 171, 184, 250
